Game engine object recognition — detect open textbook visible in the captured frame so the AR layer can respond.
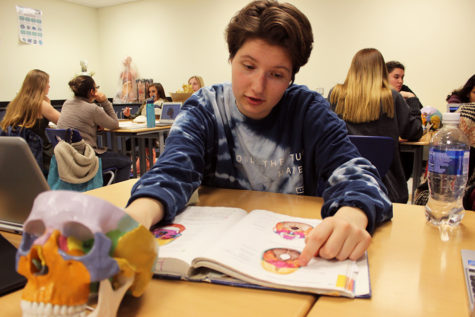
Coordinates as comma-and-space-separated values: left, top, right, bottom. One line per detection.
152, 206, 371, 298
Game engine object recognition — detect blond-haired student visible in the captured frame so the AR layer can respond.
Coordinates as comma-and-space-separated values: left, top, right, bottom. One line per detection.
1, 69, 60, 175
329, 48, 423, 203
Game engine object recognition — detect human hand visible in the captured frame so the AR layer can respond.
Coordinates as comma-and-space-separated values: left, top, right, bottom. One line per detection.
400, 91, 416, 99
125, 197, 165, 229
299, 206, 370, 264
94, 91, 107, 103
122, 107, 131, 118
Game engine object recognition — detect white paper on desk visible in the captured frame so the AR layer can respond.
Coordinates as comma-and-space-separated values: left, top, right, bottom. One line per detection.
118, 121, 147, 129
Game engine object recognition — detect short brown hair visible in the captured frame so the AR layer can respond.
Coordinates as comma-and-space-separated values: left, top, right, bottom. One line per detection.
386, 61, 405, 73
225, 0, 313, 82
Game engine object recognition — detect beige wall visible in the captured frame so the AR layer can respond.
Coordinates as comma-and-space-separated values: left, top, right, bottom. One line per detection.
1, 0, 474, 113
0, 0, 100, 100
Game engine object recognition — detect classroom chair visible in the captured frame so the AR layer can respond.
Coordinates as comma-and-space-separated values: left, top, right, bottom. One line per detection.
45, 128, 117, 186
348, 135, 394, 178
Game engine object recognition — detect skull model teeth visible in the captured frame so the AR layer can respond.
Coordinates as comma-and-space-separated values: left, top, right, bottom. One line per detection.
21, 300, 87, 317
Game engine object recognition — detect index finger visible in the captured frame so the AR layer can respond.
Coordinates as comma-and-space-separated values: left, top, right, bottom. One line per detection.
298, 221, 334, 266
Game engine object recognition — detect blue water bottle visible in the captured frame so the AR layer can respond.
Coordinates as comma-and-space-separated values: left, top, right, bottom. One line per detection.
146, 98, 155, 128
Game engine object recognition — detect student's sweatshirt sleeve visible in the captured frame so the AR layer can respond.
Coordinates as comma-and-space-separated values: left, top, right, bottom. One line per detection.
320, 156, 393, 234
126, 97, 211, 225
305, 98, 393, 234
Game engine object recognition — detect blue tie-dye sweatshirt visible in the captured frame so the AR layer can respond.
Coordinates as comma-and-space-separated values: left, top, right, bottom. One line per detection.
128, 83, 393, 233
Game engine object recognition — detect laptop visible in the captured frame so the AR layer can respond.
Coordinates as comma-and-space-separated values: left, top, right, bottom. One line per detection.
157, 102, 182, 125
462, 249, 475, 313
0, 234, 26, 295
0, 136, 50, 234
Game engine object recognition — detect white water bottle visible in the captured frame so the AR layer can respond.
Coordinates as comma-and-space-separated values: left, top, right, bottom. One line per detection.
425, 112, 469, 226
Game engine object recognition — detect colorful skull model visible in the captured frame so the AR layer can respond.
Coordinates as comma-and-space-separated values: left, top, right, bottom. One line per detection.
16, 190, 158, 317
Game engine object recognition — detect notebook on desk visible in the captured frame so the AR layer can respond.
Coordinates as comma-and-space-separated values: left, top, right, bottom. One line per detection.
0, 137, 50, 234
157, 102, 182, 125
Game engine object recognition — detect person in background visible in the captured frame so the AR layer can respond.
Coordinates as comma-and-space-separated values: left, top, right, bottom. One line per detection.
125, 0, 393, 263
386, 61, 423, 110
188, 75, 205, 92
122, 83, 168, 119
386, 60, 424, 181
416, 75, 475, 207
122, 83, 167, 170
330, 48, 423, 204
57, 75, 131, 184
446, 74, 475, 104
0, 69, 60, 175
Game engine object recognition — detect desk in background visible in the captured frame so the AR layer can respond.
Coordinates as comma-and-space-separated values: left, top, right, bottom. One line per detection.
400, 133, 431, 203
107, 122, 171, 177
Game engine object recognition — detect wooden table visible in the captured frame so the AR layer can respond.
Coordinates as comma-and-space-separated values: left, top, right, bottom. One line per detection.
4, 180, 474, 316
108, 123, 171, 177
309, 203, 475, 317
2, 180, 316, 317
86, 180, 475, 316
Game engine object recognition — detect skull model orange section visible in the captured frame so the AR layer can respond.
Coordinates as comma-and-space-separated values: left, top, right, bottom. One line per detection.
18, 229, 91, 306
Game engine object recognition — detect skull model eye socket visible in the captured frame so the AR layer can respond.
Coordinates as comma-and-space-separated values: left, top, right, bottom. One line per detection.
57, 222, 94, 256
23, 221, 94, 256
23, 219, 45, 237
24, 220, 94, 242
62, 222, 94, 241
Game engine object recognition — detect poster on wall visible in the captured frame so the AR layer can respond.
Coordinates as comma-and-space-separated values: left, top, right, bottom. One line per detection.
16, 5, 43, 45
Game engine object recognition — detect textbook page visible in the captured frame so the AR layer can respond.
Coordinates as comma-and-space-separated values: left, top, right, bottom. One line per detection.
153, 206, 247, 276
192, 209, 370, 298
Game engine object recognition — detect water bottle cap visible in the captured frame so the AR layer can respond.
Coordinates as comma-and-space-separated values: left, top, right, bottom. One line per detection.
442, 112, 460, 124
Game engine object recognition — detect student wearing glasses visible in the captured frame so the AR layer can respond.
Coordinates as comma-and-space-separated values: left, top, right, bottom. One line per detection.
125, 0, 393, 263
57, 75, 131, 184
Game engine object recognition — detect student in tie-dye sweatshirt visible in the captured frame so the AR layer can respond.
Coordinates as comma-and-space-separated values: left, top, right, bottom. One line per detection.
125, 0, 393, 263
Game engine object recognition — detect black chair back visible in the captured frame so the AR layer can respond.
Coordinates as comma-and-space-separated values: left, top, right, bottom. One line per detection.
348, 135, 394, 177
45, 128, 82, 147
